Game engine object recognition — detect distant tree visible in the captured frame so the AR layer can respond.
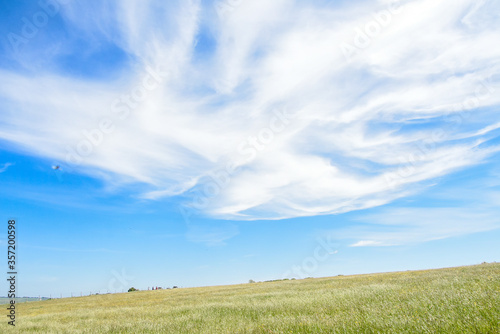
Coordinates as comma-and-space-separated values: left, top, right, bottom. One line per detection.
172, 286, 178, 289
128, 287, 138, 292
248, 279, 255, 283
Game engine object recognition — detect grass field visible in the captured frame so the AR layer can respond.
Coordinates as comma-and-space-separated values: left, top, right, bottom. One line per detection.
3, 263, 499, 333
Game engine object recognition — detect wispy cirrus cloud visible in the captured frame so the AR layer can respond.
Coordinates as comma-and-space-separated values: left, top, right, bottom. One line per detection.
0, 0, 499, 220
340, 175, 500, 247
347, 204, 500, 247
0, 162, 13, 173
185, 222, 239, 246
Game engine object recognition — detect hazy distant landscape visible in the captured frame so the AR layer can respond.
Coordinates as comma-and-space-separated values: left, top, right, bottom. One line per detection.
2, 263, 499, 333
0, 297, 50, 305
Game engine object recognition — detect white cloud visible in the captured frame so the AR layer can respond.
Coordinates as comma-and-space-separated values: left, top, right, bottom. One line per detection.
344, 180, 500, 247
0, 163, 13, 173
350, 240, 386, 247
0, 0, 500, 220
346, 204, 500, 247
185, 223, 239, 246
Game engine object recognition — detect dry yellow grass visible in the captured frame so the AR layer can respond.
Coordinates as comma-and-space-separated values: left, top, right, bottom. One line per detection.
2, 263, 499, 333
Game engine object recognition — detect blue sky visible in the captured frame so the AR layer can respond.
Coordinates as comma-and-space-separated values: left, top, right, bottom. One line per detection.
1, 0, 500, 297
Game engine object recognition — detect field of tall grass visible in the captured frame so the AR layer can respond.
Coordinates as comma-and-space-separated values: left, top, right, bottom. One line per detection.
3, 263, 499, 333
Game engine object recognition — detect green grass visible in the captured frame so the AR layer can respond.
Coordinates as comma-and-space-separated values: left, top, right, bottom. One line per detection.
3, 263, 499, 333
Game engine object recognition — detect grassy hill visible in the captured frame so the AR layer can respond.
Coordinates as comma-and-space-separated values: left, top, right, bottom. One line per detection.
3, 263, 499, 333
